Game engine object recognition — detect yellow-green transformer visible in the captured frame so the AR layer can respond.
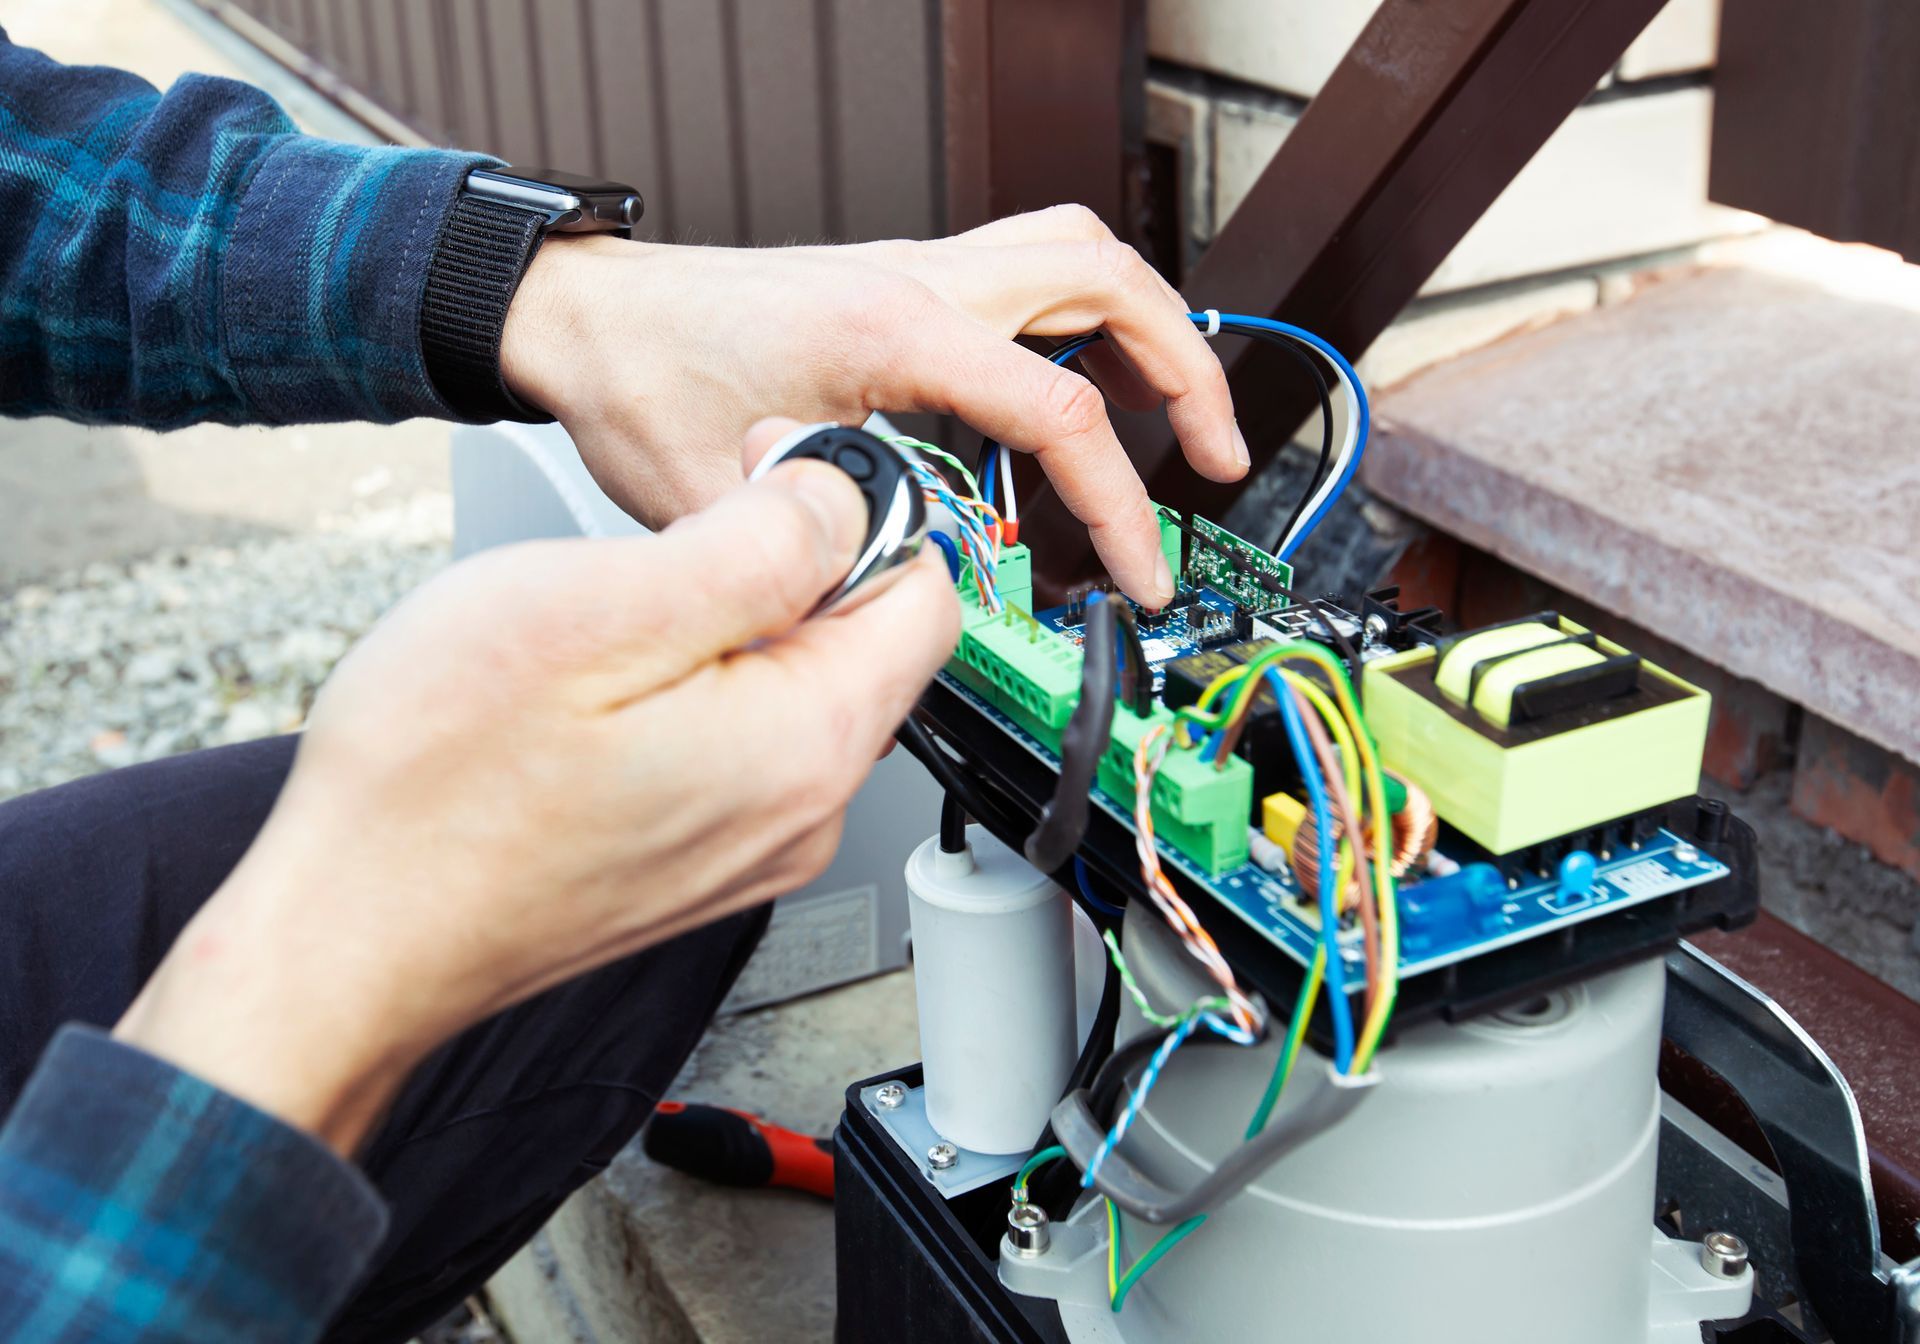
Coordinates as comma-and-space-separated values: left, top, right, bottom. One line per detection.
1363, 614, 1709, 855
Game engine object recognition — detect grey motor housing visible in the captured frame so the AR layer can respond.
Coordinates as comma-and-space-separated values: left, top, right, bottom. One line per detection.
1002, 912, 1754, 1342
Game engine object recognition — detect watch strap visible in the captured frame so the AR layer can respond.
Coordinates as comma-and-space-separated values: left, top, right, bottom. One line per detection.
420, 194, 555, 424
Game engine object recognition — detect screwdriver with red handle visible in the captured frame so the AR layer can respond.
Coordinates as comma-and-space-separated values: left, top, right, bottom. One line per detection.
643, 1101, 836, 1200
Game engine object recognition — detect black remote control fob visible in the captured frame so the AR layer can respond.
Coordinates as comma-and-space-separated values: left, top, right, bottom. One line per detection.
747, 423, 930, 615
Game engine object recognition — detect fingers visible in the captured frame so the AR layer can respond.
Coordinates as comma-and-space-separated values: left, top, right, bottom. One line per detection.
947, 242, 1245, 484
726, 549, 960, 792
865, 313, 1172, 605
581, 459, 871, 687
741, 415, 805, 474
920, 207, 1246, 485
1075, 340, 1159, 414
949, 202, 1113, 248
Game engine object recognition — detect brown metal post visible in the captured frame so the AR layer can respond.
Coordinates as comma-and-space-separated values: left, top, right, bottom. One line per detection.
1711, 0, 1920, 263
939, 0, 1147, 240
1018, 0, 1672, 588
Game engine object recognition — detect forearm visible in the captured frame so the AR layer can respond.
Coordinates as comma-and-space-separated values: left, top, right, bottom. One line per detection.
0, 29, 489, 428
0, 1028, 388, 1344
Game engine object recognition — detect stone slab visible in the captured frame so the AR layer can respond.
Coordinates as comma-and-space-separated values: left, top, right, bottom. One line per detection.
486, 972, 921, 1344
1365, 260, 1920, 768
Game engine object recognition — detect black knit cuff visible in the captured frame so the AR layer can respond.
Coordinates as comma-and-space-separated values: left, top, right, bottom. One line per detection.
419, 195, 556, 424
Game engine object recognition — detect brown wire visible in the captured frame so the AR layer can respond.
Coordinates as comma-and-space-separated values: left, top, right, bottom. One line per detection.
1289, 685, 1379, 1014
1291, 773, 1439, 898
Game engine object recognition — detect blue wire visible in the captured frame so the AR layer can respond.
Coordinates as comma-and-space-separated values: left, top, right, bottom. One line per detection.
1266, 667, 1355, 1071
982, 316, 1364, 567
925, 530, 962, 580
1073, 856, 1127, 918
1082, 1006, 1251, 1187
1185, 314, 1370, 562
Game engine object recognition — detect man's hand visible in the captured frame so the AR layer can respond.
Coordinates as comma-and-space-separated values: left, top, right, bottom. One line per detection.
114, 420, 958, 1156
499, 206, 1244, 608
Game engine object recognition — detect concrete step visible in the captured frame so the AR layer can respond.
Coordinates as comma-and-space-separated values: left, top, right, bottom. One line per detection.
1369, 240, 1920, 772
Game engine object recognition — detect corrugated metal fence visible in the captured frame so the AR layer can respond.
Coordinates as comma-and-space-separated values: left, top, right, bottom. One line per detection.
205, 0, 946, 245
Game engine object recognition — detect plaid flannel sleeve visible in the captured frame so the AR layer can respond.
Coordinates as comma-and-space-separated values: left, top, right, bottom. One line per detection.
0, 1026, 388, 1344
0, 26, 496, 428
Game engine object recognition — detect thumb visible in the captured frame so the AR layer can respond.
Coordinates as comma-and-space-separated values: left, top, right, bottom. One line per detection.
585, 456, 869, 688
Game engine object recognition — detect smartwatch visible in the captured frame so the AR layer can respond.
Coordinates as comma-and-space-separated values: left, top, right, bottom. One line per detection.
419, 166, 644, 423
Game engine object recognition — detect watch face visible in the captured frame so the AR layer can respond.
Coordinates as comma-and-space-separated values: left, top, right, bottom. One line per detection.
473, 167, 636, 197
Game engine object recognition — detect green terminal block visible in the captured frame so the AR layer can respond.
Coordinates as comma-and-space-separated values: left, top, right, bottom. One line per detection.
959, 541, 1032, 615
1097, 706, 1253, 874
949, 601, 1081, 747
946, 586, 1253, 874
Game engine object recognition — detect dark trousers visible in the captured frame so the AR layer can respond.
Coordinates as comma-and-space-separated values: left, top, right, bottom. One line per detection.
0, 736, 767, 1343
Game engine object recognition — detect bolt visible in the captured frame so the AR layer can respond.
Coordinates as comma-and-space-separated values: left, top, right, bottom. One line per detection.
1007, 1203, 1051, 1257
927, 1142, 958, 1171
874, 1082, 906, 1110
1700, 1231, 1750, 1280
1673, 842, 1700, 866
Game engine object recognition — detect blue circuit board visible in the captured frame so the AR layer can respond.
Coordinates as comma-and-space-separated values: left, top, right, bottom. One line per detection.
945, 588, 1732, 981
1043, 586, 1238, 693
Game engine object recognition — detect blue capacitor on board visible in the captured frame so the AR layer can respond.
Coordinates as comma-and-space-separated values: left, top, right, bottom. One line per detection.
1555, 850, 1598, 908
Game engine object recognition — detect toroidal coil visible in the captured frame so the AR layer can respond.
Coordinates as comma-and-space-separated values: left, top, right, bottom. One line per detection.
1289, 775, 1439, 901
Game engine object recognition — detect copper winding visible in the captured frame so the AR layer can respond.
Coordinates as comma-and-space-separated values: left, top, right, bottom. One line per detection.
1289, 775, 1440, 901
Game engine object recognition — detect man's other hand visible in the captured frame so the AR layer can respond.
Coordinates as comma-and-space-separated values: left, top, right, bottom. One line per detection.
498, 205, 1244, 608
114, 419, 959, 1156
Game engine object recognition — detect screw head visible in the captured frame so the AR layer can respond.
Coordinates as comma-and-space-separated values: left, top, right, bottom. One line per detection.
926, 1142, 959, 1171
874, 1082, 906, 1110
1673, 842, 1700, 866
1006, 1202, 1051, 1257
1700, 1230, 1750, 1279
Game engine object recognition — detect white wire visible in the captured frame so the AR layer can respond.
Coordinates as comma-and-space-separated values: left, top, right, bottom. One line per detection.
1276, 360, 1361, 558
998, 445, 1018, 526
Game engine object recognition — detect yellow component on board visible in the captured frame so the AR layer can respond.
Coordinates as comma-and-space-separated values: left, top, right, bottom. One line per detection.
1262, 791, 1309, 852
1364, 615, 1710, 855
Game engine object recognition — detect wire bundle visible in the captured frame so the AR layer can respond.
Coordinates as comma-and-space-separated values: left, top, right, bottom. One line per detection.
965, 313, 1379, 1309
887, 435, 1009, 613
1127, 722, 1264, 1043
977, 311, 1371, 562
1068, 641, 1397, 1313
1172, 641, 1400, 1075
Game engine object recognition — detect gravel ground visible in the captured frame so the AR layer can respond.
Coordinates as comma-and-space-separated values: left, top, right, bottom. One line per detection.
0, 494, 452, 800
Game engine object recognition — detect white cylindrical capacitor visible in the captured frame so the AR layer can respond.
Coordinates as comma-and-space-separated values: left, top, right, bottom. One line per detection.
906, 825, 1079, 1156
